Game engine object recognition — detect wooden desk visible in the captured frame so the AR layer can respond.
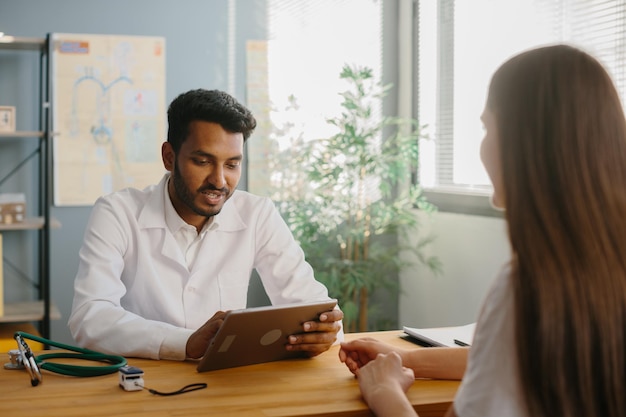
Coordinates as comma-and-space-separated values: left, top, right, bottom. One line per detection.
0, 330, 458, 417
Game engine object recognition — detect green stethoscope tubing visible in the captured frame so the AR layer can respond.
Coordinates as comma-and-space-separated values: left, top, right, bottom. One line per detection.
15, 331, 127, 377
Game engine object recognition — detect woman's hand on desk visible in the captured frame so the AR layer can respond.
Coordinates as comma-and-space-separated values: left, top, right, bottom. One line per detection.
339, 337, 407, 375
186, 310, 228, 359
286, 308, 344, 357
355, 352, 418, 417
339, 338, 468, 380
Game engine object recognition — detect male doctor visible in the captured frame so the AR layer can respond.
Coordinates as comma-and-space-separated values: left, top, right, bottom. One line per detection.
69, 89, 343, 360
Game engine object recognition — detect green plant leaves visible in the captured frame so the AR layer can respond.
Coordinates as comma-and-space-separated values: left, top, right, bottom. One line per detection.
269, 64, 440, 331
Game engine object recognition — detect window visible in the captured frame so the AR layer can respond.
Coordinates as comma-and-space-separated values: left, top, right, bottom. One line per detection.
246, 0, 383, 197
417, 0, 626, 215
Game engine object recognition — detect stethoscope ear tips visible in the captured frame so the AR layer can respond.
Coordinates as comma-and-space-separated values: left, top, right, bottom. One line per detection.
10, 333, 44, 386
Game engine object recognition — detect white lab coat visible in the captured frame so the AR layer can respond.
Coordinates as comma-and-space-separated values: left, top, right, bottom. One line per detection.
69, 174, 335, 360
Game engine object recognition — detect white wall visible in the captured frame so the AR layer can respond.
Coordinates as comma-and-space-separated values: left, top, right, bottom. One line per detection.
399, 210, 511, 328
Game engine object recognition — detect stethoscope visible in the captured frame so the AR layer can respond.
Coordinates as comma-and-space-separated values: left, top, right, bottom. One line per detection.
4, 331, 127, 386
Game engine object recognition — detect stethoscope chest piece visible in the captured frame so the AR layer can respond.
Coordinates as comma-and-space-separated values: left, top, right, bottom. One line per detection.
4, 349, 25, 370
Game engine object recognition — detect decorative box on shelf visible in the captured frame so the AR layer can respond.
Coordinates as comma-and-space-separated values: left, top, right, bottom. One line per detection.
0, 193, 26, 224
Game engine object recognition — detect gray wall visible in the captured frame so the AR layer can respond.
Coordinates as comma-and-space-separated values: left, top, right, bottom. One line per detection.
0, 0, 268, 344
399, 211, 510, 329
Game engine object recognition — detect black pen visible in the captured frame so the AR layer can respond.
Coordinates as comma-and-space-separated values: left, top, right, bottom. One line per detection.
454, 339, 470, 347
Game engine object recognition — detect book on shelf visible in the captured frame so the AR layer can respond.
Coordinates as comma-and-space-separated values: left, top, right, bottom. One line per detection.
402, 322, 476, 347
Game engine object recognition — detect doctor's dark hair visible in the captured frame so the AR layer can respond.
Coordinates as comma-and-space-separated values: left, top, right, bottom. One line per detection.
166, 89, 257, 153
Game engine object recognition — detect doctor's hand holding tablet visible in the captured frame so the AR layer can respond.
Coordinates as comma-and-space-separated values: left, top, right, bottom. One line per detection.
192, 300, 341, 372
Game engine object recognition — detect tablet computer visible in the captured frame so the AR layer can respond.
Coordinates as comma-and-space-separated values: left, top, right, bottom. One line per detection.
196, 299, 338, 372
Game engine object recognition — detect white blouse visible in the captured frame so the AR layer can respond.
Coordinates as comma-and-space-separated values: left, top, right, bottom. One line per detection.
454, 264, 527, 417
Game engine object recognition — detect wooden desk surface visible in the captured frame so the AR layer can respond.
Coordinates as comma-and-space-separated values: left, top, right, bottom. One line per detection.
0, 330, 458, 417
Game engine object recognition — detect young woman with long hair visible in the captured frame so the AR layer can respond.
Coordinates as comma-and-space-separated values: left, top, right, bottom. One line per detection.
339, 44, 626, 417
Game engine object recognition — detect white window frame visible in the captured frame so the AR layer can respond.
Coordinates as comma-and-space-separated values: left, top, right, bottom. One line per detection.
414, 0, 626, 217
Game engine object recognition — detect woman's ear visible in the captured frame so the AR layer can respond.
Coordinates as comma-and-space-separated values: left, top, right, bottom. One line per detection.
162, 142, 175, 171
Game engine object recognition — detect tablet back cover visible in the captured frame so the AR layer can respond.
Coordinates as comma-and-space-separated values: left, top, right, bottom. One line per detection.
196, 299, 337, 372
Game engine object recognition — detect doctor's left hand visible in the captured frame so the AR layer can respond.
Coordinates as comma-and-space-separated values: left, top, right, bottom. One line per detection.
286, 308, 344, 357
186, 310, 228, 359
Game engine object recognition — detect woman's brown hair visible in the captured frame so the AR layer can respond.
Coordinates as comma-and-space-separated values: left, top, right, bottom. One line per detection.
487, 44, 626, 416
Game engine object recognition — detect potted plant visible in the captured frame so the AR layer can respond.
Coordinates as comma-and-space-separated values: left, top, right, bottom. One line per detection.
269, 65, 441, 332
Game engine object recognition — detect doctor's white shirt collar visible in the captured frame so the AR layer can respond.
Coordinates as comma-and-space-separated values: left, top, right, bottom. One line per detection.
163, 175, 216, 268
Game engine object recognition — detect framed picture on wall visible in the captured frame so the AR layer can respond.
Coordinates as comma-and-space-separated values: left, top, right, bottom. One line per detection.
0, 106, 16, 132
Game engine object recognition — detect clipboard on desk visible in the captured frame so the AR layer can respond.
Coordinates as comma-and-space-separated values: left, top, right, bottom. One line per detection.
402, 323, 476, 347
197, 299, 338, 372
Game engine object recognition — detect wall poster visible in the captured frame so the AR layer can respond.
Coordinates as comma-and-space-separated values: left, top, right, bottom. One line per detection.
51, 33, 166, 206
